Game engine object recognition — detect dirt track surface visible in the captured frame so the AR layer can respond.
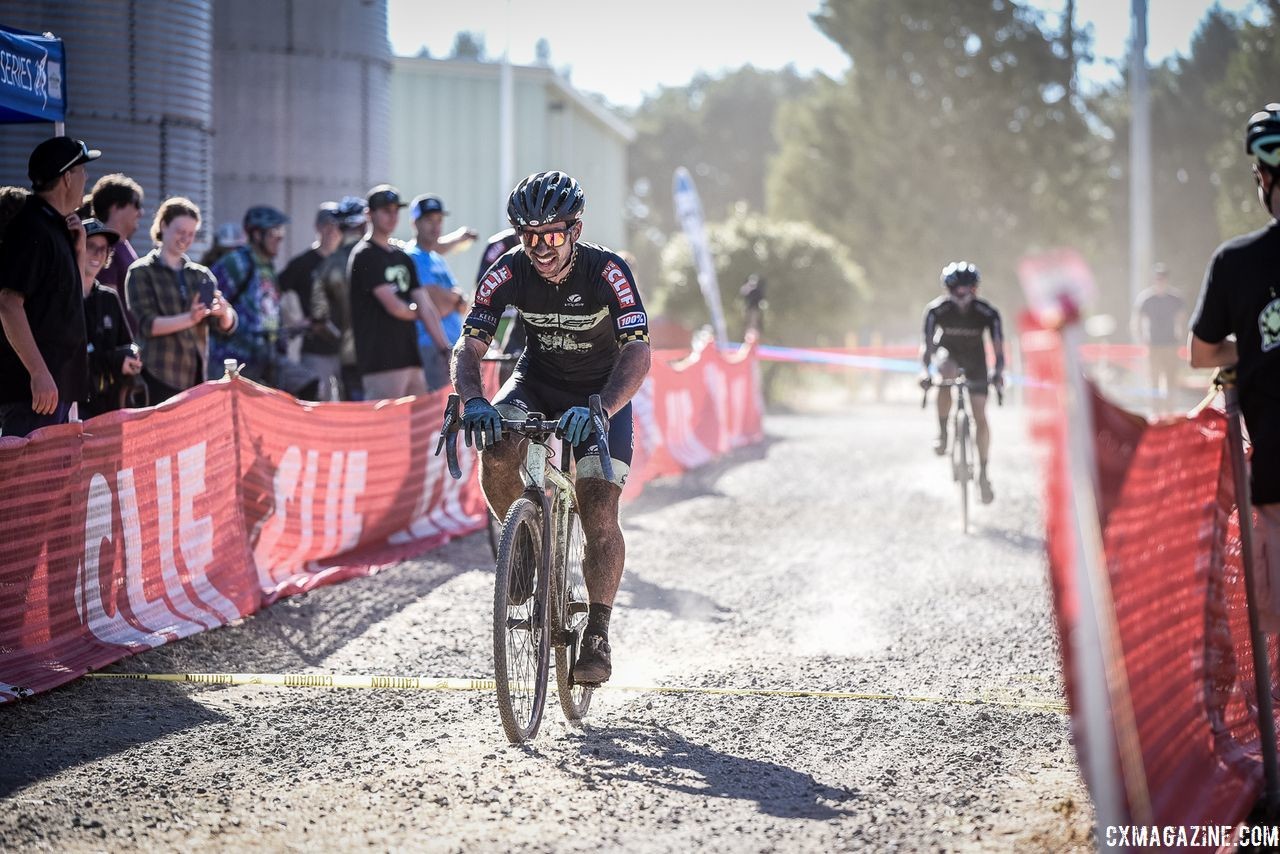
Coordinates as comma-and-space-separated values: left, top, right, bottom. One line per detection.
1, 401, 1093, 852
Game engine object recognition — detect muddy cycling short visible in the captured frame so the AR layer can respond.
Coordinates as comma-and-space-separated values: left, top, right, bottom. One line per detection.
492, 372, 633, 488
936, 352, 990, 397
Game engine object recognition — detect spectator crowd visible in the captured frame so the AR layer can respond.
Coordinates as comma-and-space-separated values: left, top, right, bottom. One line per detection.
0, 135, 476, 437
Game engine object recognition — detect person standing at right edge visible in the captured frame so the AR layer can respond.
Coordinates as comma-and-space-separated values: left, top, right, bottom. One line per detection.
1190, 103, 1280, 628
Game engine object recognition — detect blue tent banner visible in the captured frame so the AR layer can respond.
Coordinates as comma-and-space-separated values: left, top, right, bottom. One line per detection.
0, 25, 65, 124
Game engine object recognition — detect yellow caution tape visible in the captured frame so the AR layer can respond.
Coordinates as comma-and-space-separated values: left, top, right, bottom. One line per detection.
86, 672, 1067, 713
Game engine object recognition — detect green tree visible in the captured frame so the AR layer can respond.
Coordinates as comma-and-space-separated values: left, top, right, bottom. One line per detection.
655, 212, 868, 348
625, 66, 816, 288
1087, 5, 1245, 320
1212, 1, 1280, 237
770, 0, 1097, 336
450, 31, 485, 61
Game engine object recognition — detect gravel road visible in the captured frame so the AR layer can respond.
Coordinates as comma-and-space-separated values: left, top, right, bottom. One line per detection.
0, 400, 1094, 852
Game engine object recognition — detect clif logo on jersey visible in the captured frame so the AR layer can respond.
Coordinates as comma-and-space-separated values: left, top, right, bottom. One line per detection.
602, 261, 636, 308
476, 266, 512, 306
617, 311, 647, 329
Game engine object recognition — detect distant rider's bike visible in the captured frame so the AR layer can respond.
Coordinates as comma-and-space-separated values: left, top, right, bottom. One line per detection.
923, 370, 1002, 534
436, 393, 610, 743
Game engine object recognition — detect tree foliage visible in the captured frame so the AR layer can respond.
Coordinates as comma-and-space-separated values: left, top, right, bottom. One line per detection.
770, 0, 1096, 334
624, 67, 815, 289
655, 213, 868, 347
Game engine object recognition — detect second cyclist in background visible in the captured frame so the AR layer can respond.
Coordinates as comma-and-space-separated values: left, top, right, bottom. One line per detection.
919, 261, 1006, 504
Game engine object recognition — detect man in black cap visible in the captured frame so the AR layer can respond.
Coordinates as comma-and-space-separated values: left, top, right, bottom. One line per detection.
0, 136, 100, 435
348, 184, 448, 400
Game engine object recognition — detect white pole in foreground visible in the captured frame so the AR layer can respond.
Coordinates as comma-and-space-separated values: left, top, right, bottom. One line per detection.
1060, 319, 1151, 828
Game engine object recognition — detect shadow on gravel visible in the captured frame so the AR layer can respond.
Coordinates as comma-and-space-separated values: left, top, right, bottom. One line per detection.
0, 684, 223, 797
571, 721, 855, 819
619, 572, 731, 623
106, 540, 478, 675
624, 436, 777, 519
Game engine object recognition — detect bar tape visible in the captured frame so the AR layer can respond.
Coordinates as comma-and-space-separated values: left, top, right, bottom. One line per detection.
85, 672, 1067, 713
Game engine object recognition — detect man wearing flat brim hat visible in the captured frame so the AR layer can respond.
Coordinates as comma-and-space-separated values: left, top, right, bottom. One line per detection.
0, 136, 102, 435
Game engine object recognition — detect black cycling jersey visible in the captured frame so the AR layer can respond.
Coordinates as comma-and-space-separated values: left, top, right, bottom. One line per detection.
463, 242, 649, 392
922, 295, 1005, 379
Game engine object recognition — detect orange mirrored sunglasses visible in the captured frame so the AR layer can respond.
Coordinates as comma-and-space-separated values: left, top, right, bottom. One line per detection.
519, 227, 571, 249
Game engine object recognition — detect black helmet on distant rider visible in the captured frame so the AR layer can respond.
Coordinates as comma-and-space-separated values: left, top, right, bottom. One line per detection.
941, 261, 980, 290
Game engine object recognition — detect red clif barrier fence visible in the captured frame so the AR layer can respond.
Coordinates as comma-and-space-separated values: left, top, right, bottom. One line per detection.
1023, 320, 1269, 835
0, 343, 763, 702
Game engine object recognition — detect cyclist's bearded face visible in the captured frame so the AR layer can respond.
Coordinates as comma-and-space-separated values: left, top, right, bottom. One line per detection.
521, 220, 581, 280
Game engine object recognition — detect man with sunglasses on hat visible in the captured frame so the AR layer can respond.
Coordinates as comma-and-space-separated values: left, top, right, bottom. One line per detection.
0, 136, 100, 435
452, 170, 652, 686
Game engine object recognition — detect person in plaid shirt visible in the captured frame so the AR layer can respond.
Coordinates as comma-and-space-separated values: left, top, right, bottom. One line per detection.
125, 197, 236, 403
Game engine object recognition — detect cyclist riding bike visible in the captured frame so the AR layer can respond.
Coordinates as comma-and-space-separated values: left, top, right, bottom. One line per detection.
919, 261, 1006, 504
451, 171, 652, 685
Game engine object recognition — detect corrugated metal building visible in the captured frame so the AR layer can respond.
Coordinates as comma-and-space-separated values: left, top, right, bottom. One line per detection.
0, 0, 215, 244
212, 0, 390, 260
389, 57, 634, 284
0, 0, 388, 259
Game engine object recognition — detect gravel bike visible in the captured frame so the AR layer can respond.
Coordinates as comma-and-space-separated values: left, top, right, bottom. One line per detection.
479, 350, 519, 560
922, 370, 1001, 534
435, 392, 610, 743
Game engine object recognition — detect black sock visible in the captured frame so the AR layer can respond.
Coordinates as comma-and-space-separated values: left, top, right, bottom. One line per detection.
587, 603, 612, 638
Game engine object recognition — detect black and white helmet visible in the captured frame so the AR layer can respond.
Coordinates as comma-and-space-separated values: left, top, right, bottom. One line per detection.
941, 261, 980, 290
507, 171, 585, 227
1246, 103, 1280, 169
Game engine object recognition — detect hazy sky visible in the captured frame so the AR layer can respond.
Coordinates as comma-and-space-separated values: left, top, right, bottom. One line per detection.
387, 0, 1261, 108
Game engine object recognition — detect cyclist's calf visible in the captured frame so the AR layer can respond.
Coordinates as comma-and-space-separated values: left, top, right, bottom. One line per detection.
478, 437, 528, 522
575, 477, 625, 606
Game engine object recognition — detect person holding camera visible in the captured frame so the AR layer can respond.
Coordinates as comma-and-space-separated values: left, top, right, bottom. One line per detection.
78, 218, 143, 417
126, 197, 236, 404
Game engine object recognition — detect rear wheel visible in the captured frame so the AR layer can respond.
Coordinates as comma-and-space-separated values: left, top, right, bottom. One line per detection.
955, 412, 971, 534
554, 508, 594, 722
493, 496, 551, 743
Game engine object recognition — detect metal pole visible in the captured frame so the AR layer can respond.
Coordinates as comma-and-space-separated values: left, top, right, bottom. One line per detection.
498, 0, 514, 214
1221, 373, 1280, 814
1129, 0, 1153, 313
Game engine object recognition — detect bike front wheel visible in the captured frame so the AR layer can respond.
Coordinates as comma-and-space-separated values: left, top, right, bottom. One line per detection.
493, 496, 551, 744
554, 508, 594, 722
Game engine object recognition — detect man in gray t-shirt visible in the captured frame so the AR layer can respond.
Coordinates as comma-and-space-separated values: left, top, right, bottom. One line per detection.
1131, 263, 1186, 414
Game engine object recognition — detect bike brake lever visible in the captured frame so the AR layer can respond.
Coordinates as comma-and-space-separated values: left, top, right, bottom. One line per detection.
588, 394, 615, 484
435, 393, 463, 479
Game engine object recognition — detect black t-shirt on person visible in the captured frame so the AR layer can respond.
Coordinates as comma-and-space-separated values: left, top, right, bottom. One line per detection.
1191, 220, 1280, 504
347, 238, 423, 375
463, 242, 650, 393
279, 246, 339, 356
0, 195, 88, 405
